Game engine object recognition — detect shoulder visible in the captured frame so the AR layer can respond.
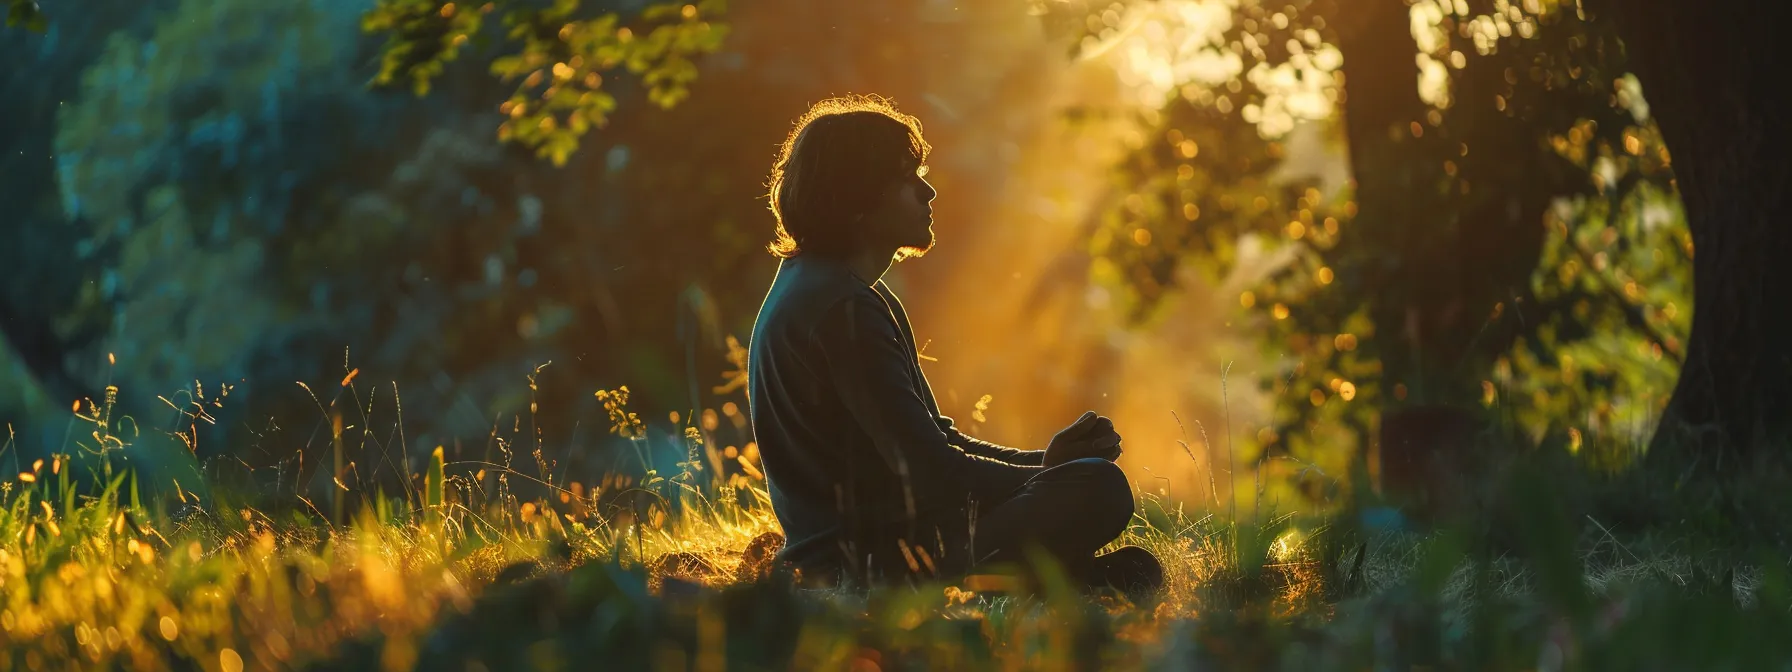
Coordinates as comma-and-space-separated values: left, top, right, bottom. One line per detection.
758, 259, 891, 339
816, 288, 896, 333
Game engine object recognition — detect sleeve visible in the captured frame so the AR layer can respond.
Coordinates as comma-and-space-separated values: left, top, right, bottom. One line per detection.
813, 293, 1040, 501
935, 415, 1047, 466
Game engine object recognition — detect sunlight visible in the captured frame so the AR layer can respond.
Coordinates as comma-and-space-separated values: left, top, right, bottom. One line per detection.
902, 0, 1354, 519
1082, 0, 1338, 135
1269, 527, 1304, 564
0, 0, 1766, 666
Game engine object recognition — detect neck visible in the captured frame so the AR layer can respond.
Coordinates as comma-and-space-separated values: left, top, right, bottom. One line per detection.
841, 247, 897, 287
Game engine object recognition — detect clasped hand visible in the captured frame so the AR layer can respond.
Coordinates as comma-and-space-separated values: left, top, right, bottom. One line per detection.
1043, 411, 1123, 468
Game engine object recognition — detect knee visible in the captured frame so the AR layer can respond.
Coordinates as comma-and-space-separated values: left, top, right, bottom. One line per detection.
1058, 458, 1134, 533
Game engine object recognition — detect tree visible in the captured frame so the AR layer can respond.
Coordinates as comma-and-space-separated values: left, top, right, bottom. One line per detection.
8, 0, 731, 468
1596, 0, 1792, 475
0, 0, 166, 447
1040, 0, 1688, 510
1324, 0, 1681, 499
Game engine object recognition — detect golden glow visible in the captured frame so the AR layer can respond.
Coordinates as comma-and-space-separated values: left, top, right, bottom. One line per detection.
1240, 291, 1256, 308
1272, 303, 1290, 320
972, 394, 994, 423
1269, 528, 1304, 563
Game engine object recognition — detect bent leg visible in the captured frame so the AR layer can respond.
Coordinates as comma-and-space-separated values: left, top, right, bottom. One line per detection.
968, 458, 1164, 599
970, 457, 1134, 571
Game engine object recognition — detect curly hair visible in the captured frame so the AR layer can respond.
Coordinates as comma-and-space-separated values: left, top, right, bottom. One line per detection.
765, 95, 931, 258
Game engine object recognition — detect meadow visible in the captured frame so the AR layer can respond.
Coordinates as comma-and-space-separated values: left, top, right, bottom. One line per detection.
4, 377, 1790, 672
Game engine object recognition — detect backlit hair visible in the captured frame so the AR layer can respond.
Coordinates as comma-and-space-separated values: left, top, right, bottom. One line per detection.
765, 95, 930, 258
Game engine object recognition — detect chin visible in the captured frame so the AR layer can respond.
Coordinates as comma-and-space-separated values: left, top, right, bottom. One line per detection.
894, 229, 936, 261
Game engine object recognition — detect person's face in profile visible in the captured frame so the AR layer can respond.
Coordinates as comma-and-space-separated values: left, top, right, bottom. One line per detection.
860, 161, 937, 257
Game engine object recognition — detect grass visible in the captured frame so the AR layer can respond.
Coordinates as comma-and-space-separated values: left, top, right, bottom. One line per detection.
3, 378, 1792, 671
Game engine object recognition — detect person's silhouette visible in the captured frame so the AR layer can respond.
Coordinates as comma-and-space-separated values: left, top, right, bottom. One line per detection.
746, 95, 1163, 599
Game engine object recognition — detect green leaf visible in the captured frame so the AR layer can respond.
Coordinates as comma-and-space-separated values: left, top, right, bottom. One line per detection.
6, 0, 47, 32
363, 0, 728, 164
425, 445, 445, 518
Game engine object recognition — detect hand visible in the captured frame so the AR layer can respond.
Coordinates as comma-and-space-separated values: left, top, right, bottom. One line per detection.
1044, 411, 1124, 468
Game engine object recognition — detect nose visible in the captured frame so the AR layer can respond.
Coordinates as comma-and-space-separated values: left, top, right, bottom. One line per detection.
920, 178, 937, 204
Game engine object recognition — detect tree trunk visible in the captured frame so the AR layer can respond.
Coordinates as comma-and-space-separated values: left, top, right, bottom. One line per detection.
1601, 0, 1792, 472
1330, 0, 1439, 400
1329, 0, 1558, 506
1331, 0, 1557, 407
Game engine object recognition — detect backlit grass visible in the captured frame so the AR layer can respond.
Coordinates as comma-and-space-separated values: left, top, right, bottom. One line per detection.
4, 379, 1791, 670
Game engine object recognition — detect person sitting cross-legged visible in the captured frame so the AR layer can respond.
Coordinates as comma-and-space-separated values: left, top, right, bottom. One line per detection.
745, 95, 1164, 600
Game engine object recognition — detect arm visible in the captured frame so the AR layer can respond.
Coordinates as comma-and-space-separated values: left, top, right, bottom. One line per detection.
935, 416, 1046, 466
815, 294, 1040, 502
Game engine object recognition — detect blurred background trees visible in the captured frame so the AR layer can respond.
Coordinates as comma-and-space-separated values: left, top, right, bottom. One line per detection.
1, 0, 1735, 515
1024, 0, 1688, 511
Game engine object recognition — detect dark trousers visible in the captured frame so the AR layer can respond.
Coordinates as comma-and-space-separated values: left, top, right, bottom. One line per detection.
835, 458, 1136, 587
969, 457, 1136, 572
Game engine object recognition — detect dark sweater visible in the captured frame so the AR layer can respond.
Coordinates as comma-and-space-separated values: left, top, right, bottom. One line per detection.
746, 255, 1045, 571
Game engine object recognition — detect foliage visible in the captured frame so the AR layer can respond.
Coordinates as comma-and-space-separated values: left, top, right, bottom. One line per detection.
45, 0, 462, 472
1498, 121, 1687, 468
43, 0, 669, 476
1385, 0, 1686, 463
362, 0, 729, 165
49, 0, 359, 441
1049, 0, 1690, 503
14, 0, 805, 479
4, 0, 43, 31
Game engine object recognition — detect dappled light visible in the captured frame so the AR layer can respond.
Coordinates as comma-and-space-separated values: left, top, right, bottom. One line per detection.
3, 0, 1786, 668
